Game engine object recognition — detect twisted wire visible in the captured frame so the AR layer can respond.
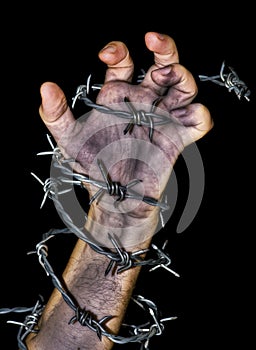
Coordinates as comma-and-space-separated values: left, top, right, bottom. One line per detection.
72, 79, 173, 142
37, 137, 169, 212
0, 227, 177, 349
1, 69, 184, 348
0, 297, 45, 350
31, 159, 178, 276
28, 235, 115, 341
118, 295, 177, 349
72, 84, 168, 126
135, 63, 251, 102
31, 135, 171, 276
199, 60, 251, 101
25, 230, 177, 346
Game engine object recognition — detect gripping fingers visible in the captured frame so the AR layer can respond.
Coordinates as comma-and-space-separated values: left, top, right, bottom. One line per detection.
152, 64, 198, 109
141, 32, 180, 94
172, 103, 213, 146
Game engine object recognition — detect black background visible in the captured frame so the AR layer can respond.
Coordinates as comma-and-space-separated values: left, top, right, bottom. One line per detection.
1, 3, 254, 349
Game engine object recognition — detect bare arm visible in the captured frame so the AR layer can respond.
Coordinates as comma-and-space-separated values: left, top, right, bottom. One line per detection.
27, 237, 146, 350
25, 32, 212, 350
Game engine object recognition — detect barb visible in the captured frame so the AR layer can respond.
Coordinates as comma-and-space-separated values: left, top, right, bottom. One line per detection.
71, 75, 172, 142
89, 158, 141, 205
136, 69, 146, 83
199, 60, 251, 101
1, 297, 45, 350
123, 295, 177, 349
135, 64, 251, 102
30, 135, 176, 276
36, 133, 169, 210
149, 241, 180, 277
26, 230, 177, 346
88, 158, 169, 211
71, 74, 102, 109
0, 226, 178, 349
123, 96, 162, 142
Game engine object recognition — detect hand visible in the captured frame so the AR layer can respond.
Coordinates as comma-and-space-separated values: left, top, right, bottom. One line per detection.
38, 32, 213, 247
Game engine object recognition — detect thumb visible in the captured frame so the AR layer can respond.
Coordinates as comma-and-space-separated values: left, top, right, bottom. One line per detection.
39, 82, 76, 144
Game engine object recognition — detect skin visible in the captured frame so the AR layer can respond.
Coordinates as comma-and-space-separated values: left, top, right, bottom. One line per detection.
25, 32, 213, 350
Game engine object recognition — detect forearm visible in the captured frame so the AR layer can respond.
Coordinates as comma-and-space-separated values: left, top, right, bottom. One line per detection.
25, 207, 159, 350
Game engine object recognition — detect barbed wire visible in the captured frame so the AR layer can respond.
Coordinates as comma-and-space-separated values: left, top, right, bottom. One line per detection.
37, 134, 170, 212
29, 134, 174, 276
0, 68, 191, 349
31, 162, 176, 276
32, 229, 177, 347
71, 75, 175, 143
73, 64, 251, 122
0, 227, 178, 350
198, 60, 251, 101
0, 296, 45, 350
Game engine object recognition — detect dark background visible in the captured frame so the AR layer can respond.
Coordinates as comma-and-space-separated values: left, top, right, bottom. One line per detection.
1, 3, 254, 349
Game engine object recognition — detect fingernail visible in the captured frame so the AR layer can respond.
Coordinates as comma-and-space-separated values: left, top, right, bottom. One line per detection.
160, 65, 172, 75
100, 44, 116, 54
156, 33, 165, 40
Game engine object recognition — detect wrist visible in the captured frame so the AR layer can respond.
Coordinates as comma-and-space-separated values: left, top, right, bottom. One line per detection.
85, 202, 160, 250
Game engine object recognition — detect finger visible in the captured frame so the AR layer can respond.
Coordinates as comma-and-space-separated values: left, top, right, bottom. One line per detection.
140, 32, 179, 94
172, 103, 213, 146
39, 82, 76, 144
145, 31, 179, 67
98, 41, 134, 83
152, 64, 198, 109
